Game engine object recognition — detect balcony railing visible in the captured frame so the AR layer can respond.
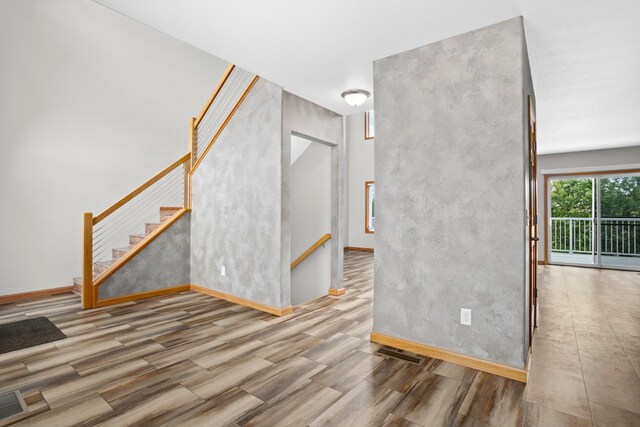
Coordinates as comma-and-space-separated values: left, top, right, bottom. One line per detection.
551, 217, 640, 257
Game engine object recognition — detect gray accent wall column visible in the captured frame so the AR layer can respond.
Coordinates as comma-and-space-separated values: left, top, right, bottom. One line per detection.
282, 92, 344, 302
373, 17, 533, 368
190, 78, 285, 309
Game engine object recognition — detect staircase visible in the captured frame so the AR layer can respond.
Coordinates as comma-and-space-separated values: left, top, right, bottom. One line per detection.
72, 207, 181, 294
78, 64, 259, 309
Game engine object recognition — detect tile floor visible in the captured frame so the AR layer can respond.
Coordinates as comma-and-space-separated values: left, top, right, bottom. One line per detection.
528, 264, 640, 425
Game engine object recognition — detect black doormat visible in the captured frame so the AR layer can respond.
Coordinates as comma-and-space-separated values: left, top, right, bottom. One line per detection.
0, 317, 66, 354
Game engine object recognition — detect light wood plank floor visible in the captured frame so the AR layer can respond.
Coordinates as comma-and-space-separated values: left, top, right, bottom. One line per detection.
0, 252, 637, 426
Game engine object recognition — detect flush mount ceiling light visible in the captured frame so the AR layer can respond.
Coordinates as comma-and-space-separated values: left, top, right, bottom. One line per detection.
341, 89, 370, 107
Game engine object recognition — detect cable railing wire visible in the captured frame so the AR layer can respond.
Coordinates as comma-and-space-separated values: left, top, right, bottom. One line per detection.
91, 181, 183, 252
195, 68, 256, 161
197, 68, 253, 139
92, 190, 184, 263
92, 168, 184, 236
196, 73, 244, 144
92, 180, 183, 251
90, 162, 186, 265
92, 170, 182, 236
196, 77, 241, 152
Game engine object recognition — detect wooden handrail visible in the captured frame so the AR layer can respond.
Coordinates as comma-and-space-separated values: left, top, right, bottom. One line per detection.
291, 233, 331, 269
93, 152, 191, 225
190, 75, 260, 175
195, 64, 235, 128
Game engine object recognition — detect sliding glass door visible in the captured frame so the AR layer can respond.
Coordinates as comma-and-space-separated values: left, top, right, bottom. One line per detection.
549, 173, 640, 271
549, 177, 596, 266
599, 175, 640, 269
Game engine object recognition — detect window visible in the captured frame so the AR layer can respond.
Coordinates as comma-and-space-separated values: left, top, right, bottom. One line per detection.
364, 110, 374, 140
365, 181, 375, 233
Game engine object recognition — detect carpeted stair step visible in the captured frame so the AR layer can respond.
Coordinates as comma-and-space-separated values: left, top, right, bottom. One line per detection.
72, 277, 82, 295
129, 234, 146, 245
145, 223, 161, 234
92, 261, 113, 276
112, 247, 132, 261
160, 206, 181, 213
160, 207, 181, 222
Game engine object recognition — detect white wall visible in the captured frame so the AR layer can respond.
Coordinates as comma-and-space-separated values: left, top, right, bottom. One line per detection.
290, 140, 332, 305
0, 0, 228, 295
537, 146, 640, 260
346, 113, 375, 249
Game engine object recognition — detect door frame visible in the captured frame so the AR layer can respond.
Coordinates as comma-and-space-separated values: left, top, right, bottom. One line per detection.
543, 168, 640, 271
527, 96, 538, 344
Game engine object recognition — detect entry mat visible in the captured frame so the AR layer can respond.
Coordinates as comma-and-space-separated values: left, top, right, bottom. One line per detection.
0, 317, 66, 354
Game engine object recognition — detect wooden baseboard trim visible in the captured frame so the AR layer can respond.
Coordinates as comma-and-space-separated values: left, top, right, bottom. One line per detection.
370, 332, 527, 383
344, 247, 374, 253
94, 285, 191, 307
328, 288, 345, 296
537, 260, 547, 265
190, 285, 293, 316
0, 286, 74, 305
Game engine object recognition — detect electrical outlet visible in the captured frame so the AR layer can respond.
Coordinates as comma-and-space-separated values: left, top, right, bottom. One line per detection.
221, 266, 226, 276
460, 308, 471, 326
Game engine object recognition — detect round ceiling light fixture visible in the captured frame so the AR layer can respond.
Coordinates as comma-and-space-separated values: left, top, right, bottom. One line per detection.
341, 89, 370, 107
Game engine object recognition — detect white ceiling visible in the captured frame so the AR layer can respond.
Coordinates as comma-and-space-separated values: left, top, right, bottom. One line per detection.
94, 0, 640, 154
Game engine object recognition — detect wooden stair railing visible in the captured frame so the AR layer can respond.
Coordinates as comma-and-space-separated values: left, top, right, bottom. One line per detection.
189, 66, 259, 174
81, 64, 260, 309
291, 234, 332, 270
82, 154, 191, 309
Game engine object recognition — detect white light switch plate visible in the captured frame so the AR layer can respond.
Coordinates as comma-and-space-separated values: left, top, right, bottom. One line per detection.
460, 308, 471, 326
221, 266, 226, 276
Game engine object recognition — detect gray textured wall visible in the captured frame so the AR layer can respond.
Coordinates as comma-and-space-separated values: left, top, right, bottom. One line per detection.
98, 213, 191, 299
190, 78, 284, 309
291, 141, 332, 305
373, 17, 530, 368
282, 92, 344, 302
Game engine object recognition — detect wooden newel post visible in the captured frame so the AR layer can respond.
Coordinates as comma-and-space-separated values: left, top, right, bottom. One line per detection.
82, 212, 94, 309
183, 160, 190, 210
186, 116, 197, 210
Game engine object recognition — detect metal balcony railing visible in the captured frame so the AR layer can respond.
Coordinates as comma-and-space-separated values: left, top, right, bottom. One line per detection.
551, 217, 640, 257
